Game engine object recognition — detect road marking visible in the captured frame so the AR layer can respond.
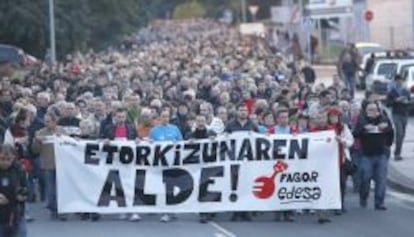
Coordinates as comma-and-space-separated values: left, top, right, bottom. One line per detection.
215, 233, 227, 237
209, 221, 237, 237
387, 189, 414, 210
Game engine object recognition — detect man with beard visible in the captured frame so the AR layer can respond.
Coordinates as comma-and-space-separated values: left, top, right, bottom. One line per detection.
225, 104, 258, 222
353, 102, 394, 211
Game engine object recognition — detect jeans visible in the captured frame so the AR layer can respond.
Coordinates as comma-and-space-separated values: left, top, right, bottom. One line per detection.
392, 113, 408, 157
27, 157, 46, 202
0, 221, 27, 237
340, 167, 347, 209
359, 154, 388, 207
351, 150, 362, 191
342, 74, 355, 99
45, 170, 57, 214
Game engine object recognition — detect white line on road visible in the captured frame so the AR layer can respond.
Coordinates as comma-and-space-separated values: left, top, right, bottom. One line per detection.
209, 221, 237, 237
388, 189, 414, 210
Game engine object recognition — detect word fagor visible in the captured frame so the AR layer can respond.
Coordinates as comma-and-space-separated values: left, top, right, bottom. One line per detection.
85, 137, 309, 167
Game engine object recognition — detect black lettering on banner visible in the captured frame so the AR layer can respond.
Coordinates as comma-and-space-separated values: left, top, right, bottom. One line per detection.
219, 140, 236, 161
133, 170, 156, 206
273, 139, 287, 159
136, 146, 151, 166
288, 139, 309, 159
163, 169, 193, 205
198, 166, 223, 202
183, 143, 200, 165
173, 145, 181, 166
277, 186, 322, 201
97, 170, 126, 207
103, 145, 118, 164
279, 172, 319, 183
119, 146, 134, 164
85, 143, 100, 165
237, 139, 254, 161
255, 138, 271, 160
311, 172, 318, 182
153, 145, 173, 167
229, 165, 240, 202
202, 142, 218, 163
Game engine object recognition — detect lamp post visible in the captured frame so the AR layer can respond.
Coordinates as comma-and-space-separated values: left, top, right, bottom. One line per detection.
49, 0, 56, 63
240, 0, 247, 22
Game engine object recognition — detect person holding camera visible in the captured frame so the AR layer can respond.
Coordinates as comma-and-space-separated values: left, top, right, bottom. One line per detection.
0, 144, 28, 237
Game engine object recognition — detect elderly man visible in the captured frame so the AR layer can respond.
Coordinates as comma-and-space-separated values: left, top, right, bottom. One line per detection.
58, 102, 81, 136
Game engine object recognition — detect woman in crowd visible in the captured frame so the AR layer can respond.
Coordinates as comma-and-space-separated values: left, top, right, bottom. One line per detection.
0, 144, 28, 237
327, 107, 355, 214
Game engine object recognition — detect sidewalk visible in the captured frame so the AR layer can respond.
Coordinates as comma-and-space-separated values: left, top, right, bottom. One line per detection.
388, 122, 414, 194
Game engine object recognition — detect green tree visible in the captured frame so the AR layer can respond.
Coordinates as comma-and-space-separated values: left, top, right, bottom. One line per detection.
0, 0, 187, 59
173, 0, 206, 19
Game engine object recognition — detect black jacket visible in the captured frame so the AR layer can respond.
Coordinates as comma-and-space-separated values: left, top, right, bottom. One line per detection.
0, 161, 27, 223
225, 119, 258, 133
100, 122, 137, 140
58, 117, 81, 127
188, 127, 216, 139
171, 114, 192, 140
353, 114, 394, 156
301, 66, 316, 84
387, 86, 411, 116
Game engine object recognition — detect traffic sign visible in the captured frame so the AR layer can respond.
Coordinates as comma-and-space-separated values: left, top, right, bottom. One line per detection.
364, 10, 374, 22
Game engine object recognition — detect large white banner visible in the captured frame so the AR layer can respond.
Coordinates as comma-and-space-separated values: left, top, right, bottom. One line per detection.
54, 131, 341, 213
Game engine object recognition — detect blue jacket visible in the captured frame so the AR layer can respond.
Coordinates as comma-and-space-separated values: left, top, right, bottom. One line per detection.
149, 124, 183, 142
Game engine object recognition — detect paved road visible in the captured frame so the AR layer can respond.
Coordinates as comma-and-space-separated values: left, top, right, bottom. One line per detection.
27, 189, 414, 237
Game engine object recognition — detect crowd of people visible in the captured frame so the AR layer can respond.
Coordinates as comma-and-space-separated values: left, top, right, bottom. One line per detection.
0, 19, 408, 236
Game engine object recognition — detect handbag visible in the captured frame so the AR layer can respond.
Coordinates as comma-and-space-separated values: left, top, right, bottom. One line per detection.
344, 159, 358, 175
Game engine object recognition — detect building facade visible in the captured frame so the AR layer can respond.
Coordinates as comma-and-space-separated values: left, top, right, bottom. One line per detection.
367, 0, 414, 49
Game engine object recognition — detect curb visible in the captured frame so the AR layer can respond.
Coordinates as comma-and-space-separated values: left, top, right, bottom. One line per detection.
387, 164, 414, 195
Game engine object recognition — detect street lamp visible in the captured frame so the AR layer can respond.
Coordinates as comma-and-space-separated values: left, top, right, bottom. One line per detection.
248, 3, 259, 22
240, 0, 247, 22
49, 0, 56, 63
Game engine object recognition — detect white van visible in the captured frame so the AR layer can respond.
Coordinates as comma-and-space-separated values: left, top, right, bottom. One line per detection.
366, 58, 414, 94
365, 59, 398, 94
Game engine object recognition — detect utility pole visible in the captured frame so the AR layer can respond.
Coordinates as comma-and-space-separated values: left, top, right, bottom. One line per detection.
49, 0, 56, 63
301, 0, 312, 62
241, 0, 247, 22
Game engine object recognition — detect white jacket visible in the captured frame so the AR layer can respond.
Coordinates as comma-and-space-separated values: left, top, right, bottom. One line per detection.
3, 129, 15, 146
338, 124, 355, 161
207, 117, 225, 134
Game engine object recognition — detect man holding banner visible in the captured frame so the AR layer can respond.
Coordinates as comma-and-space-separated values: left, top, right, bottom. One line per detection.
100, 108, 140, 221
149, 109, 183, 222
32, 112, 66, 221
225, 104, 258, 222
188, 114, 217, 223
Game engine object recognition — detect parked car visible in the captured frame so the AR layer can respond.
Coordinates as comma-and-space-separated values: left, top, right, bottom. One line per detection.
365, 59, 398, 94
357, 51, 386, 89
366, 58, 414, 95
351, 42, 385, 90
355, 42, 385, 57
402, 66, 414, 111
